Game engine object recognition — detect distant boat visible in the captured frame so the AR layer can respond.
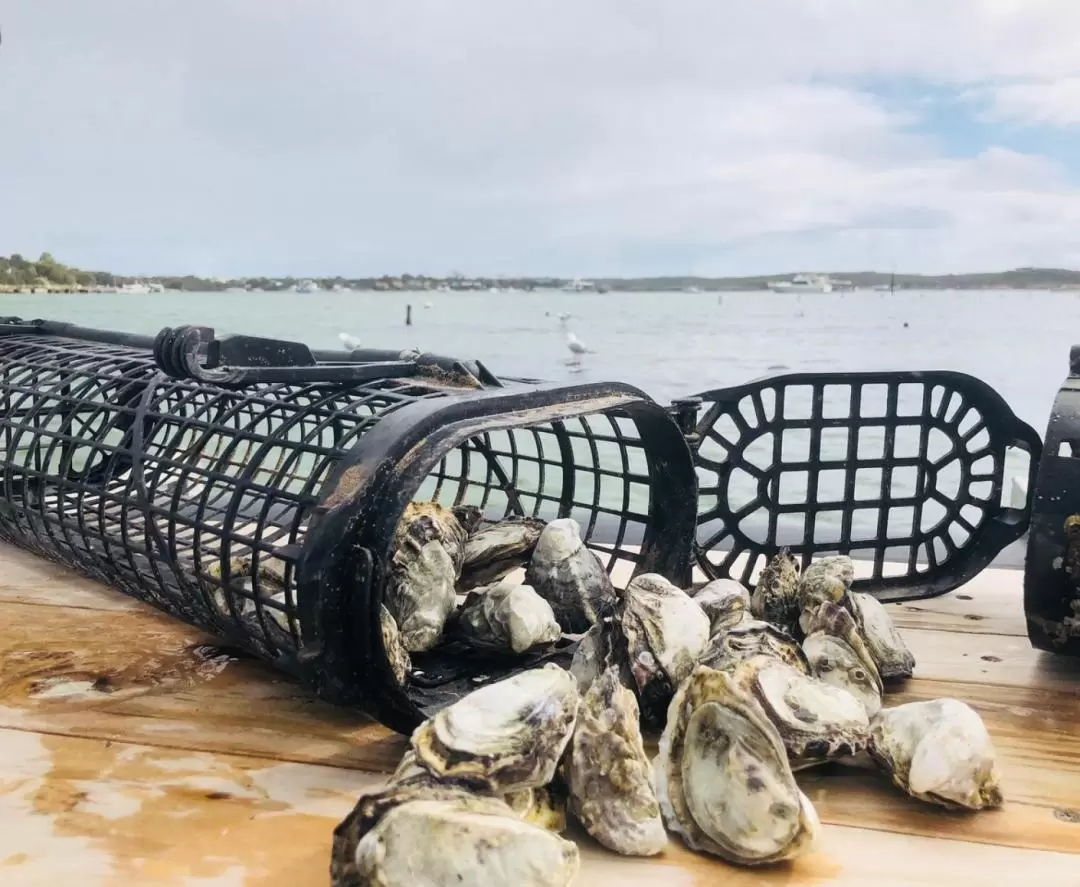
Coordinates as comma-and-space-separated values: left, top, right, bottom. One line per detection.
118, 282, 151, 294
767, 273, 834, 294
563, 278, 598, 292
684, 286, 701, 293
295, 279, 320, 294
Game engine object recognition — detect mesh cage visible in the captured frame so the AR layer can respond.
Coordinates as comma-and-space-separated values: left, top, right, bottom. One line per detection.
1025, 346, 1080, 656
0, 320, 698, 731
688, 371, 1041, 602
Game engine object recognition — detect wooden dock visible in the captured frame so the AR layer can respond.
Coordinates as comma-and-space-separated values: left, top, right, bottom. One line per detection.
1, 541, 1079, 885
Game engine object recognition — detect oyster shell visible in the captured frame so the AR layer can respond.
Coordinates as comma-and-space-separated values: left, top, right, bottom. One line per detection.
619, 573, 710, 725
455, 578, 562, 654
524, 518, 615, 633
332, 779, 497, 886
335, 786, 579, 887
503, 784, 568, 833
207, 556, 288, 619
460, 518, 547, 589
868, 699, 1004, 810
691, 578, 751, 636
565, 667, 667, 856
802, 602, 882, 717
380, 605, 411, 688
399, 501, 470, 568
749, 660, 870, 768
568, 617, 615, 692
386, 503, 468, 653
654, 665, 820, 865
698, 619, 811, 676
410, 664, 579, 793
847, 591, 916, 679
750, 550, 802, 636
452, 504, 485, 536
797, 555, 854, 634
388, 749, 428, 786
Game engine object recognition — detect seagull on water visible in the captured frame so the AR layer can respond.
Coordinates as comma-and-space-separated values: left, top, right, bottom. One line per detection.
566, 331, 594, 355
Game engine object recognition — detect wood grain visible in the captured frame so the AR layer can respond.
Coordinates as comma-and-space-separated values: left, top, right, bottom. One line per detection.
3, 728, 1079, 887
3, 542, 1080, 885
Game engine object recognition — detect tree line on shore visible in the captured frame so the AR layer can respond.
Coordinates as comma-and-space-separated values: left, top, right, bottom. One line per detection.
5, 253, 1080, 293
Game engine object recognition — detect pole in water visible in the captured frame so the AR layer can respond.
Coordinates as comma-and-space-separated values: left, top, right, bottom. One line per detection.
406, 304, 413, 326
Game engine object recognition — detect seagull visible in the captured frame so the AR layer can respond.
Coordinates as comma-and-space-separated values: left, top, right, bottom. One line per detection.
339, 332, 362, 350
566, 331, 593, 355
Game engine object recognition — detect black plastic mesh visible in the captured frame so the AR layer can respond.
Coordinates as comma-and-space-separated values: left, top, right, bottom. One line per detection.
418, 414, 653, 587
692, 371, 1041, 601
0, 333, 448, 664
0, 331, 684, 693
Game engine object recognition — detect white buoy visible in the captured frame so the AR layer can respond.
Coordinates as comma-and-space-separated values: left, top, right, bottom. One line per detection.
339, 332, 362, 350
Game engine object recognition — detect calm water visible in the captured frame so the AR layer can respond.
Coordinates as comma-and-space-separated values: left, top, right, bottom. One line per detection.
0, 287, 1067, 561
2, 287, 1071, 431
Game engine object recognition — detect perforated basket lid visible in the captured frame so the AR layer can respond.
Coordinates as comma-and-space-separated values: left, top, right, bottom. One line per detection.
682, 370, 1041, 602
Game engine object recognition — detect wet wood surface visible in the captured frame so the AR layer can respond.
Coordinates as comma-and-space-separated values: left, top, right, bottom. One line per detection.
1, 542, 1079, 885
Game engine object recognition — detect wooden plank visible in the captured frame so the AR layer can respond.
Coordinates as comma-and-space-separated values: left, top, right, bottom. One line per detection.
3, 728, 1080, 887
0, 545, 137, 613
902, 627, 1080, 691
1, 599, 1078, 847
887, 571, 1026, 637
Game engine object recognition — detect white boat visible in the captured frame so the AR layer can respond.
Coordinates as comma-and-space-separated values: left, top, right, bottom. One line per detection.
118, 282, 151, 294
767, 273, 834, 294
295, 279, 320, 294
562, 277, 597, 292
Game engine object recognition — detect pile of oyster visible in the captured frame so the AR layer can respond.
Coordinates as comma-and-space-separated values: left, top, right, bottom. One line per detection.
336, 515, 1004, 886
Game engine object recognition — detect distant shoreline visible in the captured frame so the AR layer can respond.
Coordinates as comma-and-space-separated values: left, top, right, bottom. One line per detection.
6, 253, 1080, 294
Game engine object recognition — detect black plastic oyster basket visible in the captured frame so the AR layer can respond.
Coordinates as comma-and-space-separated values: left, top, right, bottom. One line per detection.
0, 316, 1064, 734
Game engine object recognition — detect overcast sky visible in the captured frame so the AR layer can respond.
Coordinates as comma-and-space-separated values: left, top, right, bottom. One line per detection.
4, 1, 1080, 277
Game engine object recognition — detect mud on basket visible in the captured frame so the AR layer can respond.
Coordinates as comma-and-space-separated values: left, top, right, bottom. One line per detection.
0, 318, 698, 733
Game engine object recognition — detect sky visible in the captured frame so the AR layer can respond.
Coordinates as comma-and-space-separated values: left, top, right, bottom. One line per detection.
5, 1, 1080, 278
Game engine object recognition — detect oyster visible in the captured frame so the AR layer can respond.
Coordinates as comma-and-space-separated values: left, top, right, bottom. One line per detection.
411, 664, 579, 793
400, 501, 470, 568
332, 780, 496, 886
334, 782, 579, 887
503, 784, 568, 833
524, 518, 615, 633
868, 699, 1003, 810
380, 605, 411, 688
565, 667, 667, 856
802, 602, 882, 717
452, 504, 485, 536
386, 503, 467, 652
455, 578, 562, 654
460, 518, 547, 589
847, 591, 916, 679
568, 617, 616, 692
797, 555, 854, 635
206, 556, 288, 619
619, 573, 710, 725
654, 665, 820, 865
749, 660, 870, 768
691, 578, 751, 636
698, 619, 811, 676
389, 749, 428, 786
750, 550, 802, 636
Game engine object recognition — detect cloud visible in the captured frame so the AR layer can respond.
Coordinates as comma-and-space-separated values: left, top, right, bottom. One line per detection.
976, 78, 1080, 126
4, 1, 1080, 275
